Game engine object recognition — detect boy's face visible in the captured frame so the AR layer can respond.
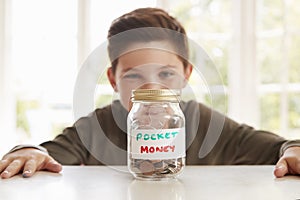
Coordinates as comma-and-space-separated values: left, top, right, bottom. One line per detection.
107, 43, 193, 111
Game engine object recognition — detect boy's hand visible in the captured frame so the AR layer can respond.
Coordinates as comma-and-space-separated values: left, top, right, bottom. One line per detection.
274, 146, 300, 177
0, 148, 62, 179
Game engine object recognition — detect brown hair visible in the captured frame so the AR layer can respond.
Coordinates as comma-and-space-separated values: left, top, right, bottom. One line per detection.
107, 7, 189, 74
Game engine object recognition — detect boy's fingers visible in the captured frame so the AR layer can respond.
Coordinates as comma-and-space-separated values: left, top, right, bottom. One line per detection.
0, 159, 10, 173
1, 159, 25, 179
287, 157, 300, 175
294, 161, 300, 174
22, 159, 38, 178
274, 159, 288, 178
43, 159, 62, 173
22, 157, 62, 178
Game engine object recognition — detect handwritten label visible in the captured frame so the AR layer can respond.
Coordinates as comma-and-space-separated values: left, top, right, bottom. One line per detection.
130, 128, 185, 159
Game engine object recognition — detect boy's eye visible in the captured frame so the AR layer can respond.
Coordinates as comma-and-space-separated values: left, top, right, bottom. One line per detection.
159, 71, 175, 79
123, 73, 142, 79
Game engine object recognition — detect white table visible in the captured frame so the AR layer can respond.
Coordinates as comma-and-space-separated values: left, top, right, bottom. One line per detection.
0, 165, 300, 200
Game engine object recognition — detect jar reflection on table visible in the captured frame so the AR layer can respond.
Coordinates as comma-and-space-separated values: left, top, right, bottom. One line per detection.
127, 179, 186, 200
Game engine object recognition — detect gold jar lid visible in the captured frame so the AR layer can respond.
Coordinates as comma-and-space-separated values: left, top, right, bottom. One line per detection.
131, 89, 181, 102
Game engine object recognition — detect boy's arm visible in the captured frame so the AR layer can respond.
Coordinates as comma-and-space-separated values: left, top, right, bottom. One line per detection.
40, 126, 91, 165
204, 103, 300, 176
0, 125, 88, 179
187, 101, 300, 177
4, 126, 89, 166
0, 104, 126, 179
0, 110, 99, 179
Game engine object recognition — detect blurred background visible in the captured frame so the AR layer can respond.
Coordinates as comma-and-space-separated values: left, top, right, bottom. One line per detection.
0, 0, 300, 155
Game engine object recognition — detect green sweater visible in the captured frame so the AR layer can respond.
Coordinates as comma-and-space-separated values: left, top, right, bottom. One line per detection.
38, 100, 299, 165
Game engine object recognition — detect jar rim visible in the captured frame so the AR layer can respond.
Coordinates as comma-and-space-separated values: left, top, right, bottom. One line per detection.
131, 89, 181, 102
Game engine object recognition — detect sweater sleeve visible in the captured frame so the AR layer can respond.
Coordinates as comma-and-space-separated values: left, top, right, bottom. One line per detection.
223, 125, 287, 164
5, 125, 93, 165
4, 110, 106, 165
40, 102, 127, 165
206, 106, 300, 165
184, 101, 300, 165
39, 105, 112, 165
6, 102, 127, 166
40, 117, 99, 165
40, 127, 89, 165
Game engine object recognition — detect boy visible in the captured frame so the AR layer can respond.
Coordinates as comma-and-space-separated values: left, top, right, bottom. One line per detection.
1, 7, 300, 179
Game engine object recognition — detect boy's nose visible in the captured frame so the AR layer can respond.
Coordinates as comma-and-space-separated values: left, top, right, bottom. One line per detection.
139, 82, 167, 90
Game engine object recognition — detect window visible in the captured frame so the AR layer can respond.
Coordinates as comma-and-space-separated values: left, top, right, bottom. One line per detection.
160, 0, 300, 139
257, 0, 300, 138
163, 0, 231, 114
0, 0, 156, 155
11, 0, 78, 149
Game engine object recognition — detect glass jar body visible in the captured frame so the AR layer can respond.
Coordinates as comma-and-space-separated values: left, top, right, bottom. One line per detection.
127, 101, 185, 180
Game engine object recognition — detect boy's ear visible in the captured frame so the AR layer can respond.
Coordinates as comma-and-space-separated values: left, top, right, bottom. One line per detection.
182, 64, 193, 87
107, 67, 118, 92
184, 64, 193, 80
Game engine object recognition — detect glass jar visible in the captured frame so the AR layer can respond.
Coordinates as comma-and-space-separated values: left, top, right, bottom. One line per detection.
127, 89, 185, 180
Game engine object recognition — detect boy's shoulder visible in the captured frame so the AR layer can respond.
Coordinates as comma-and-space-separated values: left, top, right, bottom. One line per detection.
94, 100, 127, 131
181, 100, 212, 113
94, 100, 125, 114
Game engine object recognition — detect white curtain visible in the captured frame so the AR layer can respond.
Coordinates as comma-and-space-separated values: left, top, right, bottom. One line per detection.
0, 0, 16, 155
